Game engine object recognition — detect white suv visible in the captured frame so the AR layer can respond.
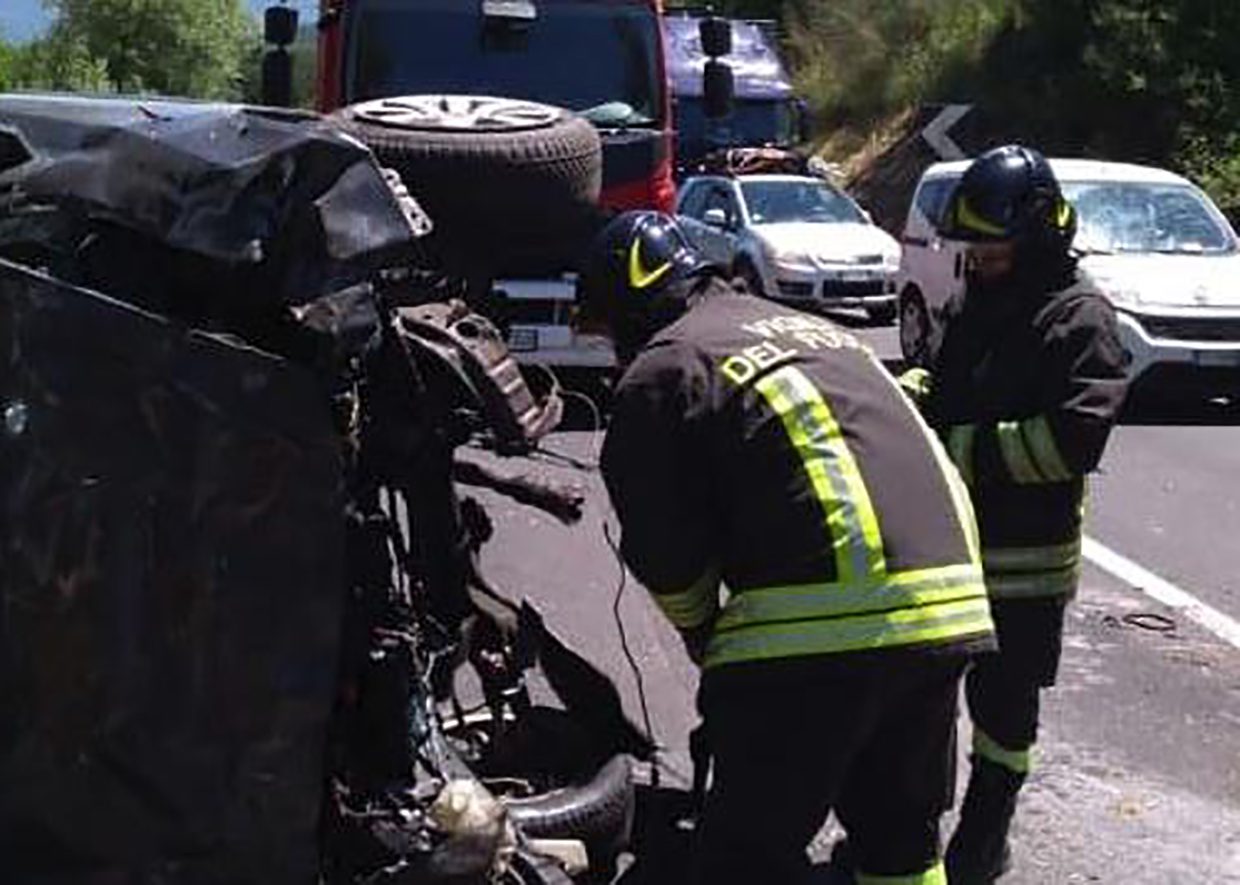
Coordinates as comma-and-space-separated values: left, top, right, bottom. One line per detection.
897, 158, 1240, 396
678, 173, 902, 322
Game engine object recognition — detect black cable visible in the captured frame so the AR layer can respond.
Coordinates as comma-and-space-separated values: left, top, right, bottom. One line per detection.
530, 445, 599, 473
603, 520, 660, 790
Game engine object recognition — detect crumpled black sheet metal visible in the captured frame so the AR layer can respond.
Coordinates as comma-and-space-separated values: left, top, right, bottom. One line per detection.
0, 93, 420, 310
0, 258, 346, 883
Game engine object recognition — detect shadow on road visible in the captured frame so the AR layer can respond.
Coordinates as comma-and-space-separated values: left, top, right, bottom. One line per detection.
614, 786, 697, 884
616, 785, 853, 884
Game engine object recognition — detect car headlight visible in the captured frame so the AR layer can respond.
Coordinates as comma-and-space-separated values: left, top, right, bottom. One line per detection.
1099, 285, 1144, 309
762, 241, 812, 267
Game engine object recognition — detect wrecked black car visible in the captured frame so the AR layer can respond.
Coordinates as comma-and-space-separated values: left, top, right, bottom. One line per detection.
0, 94, 650, 884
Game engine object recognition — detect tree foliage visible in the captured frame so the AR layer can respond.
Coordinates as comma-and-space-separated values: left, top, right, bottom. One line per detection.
735, 0, 1240, 206
40, 0, 258, 98
785, 0, 1013, 128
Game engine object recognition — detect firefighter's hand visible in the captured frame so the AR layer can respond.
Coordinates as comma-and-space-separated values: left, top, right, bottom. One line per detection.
679, 620, 715, 667
898, 367, 933, 408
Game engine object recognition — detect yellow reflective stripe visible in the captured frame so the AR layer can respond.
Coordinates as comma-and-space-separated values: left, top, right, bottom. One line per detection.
651, 567, 721, 629
997, 421, 1044, 483
857, 861, 947, 885
973, 728, 1033, 774
930, 431, 980, 564
715, 564, 986, 632
1021, 415, 1073, 482
755, 366, 886, 584
955, 196, 1007, 237
1056, 198, 1074, 229
983, 540, 1082, 573
985, 565, 1080, 599
867, 367, 980, 565
947, 424, 977, 487
704, 596, 995, 667
627, 238, 672, 289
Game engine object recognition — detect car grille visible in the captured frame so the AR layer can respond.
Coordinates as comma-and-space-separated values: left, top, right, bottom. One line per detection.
821, 279, 887, 298
777, 280, 815, 297
1139, 314, 1240, 342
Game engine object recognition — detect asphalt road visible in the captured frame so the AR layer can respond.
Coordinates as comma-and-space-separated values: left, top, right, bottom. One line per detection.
473, 313, 1240, 883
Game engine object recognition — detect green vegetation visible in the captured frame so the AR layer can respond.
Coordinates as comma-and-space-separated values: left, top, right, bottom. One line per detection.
671, 0, 1240, 207
1, 0, 257, 99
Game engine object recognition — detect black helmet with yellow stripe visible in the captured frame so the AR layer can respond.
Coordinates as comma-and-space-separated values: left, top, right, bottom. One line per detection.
939, 145, 1077, 257
577, 211, 721, 362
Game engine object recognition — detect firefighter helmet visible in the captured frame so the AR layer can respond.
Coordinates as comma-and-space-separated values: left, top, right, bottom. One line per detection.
939, 145, 1077, 255
576, 211, 719, 359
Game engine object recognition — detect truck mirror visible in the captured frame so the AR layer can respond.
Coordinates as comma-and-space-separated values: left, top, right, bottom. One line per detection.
264, 5, 298, 47
261, 49, 293, 107
704, 60, 735, 120
795, 98, 813, 144
700, 16, 732, 58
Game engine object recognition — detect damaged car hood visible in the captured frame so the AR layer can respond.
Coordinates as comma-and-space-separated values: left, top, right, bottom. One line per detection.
0, 93, 425, 308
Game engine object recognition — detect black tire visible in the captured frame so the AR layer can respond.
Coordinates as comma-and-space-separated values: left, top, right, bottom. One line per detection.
867, 301, 897, 326
330, 95, 603, 276
506, 753, 635, 854
442, 707, 636, 858
899, 287, 932, 367
735, 258, 766, 298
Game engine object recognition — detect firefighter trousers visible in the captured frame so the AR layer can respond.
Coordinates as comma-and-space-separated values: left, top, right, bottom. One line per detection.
966, 596, 1069, 756
693, 652, 970, 885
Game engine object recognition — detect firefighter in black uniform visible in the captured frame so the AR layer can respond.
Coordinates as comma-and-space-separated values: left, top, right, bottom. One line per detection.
915, 146, 1130, 883
576, 211, 996, 885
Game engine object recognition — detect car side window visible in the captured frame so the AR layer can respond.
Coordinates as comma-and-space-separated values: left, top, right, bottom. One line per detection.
913, 177, 955, 228
703, 185, 739, 228
679, 183, 707, 219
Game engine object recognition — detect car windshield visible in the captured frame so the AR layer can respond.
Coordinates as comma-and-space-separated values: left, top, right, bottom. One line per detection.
1063, 181, 1235, 255
345, 0, 663, 127
740, 179, 866, 225
676, 97, 797, 149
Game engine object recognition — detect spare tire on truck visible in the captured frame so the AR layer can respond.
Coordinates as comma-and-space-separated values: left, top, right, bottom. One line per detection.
330, 95, 602, 277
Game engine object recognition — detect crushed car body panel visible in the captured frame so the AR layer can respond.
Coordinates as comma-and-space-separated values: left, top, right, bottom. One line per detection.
0, 257, 345, 881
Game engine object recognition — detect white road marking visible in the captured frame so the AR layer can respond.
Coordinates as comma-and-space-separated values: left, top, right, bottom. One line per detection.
1083, 536, 1240, 650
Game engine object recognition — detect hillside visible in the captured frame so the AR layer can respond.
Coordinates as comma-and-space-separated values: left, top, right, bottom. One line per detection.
696, 0, 1240, 212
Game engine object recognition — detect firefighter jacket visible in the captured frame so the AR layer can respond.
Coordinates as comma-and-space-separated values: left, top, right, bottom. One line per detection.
600, 282, 994, 671
924, 270, 1130, 600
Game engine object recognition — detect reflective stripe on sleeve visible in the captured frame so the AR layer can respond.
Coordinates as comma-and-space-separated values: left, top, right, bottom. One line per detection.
984, 564, 1080, 599
714, 564, 986, 632
651, 566, 721, 629
983, 539, 1082, 574
704, 595, 995, 668
755, 366, 887, 584
856, 862, 947, 885
1022, 414, 1073, 481
973, 727, 1033, 774
997, 420, 1045, 483
929, 432, 981, 564
946, 424, 977, 487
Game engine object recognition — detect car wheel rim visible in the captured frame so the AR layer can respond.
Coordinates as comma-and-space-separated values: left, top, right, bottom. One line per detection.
348, 95, 563, 132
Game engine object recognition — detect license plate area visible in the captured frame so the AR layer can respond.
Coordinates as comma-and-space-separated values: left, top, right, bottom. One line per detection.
508, 328, 539, 352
